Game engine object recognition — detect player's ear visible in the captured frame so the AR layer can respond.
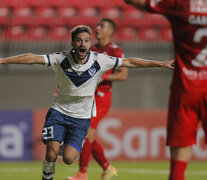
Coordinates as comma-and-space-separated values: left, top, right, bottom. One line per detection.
71, 41, 74, 47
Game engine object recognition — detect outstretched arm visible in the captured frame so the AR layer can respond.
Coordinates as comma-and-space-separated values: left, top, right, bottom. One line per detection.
124, 0, 147, 10
121, 57, 174, 69
0, 53, 45, 65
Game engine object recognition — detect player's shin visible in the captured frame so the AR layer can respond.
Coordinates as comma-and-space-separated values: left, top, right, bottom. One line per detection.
79, 138, 92, 173
42, 159, 56, 180
92, 140, 109, 170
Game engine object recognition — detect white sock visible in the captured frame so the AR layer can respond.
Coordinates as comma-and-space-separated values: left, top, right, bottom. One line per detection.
42, 159, 55, 179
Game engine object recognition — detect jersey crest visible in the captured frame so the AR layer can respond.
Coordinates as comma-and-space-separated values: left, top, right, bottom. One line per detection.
88, 68, 97, 76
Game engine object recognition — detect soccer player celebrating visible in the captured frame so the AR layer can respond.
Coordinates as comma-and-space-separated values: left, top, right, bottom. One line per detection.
124, 0, 207, 179
66, 18, 127, 180
0, 25, 174, 180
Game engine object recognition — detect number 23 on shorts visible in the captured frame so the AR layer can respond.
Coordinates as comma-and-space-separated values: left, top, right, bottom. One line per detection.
42, 126, 54, 140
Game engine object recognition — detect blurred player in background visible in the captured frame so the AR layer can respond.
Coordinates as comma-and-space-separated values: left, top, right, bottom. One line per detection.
124, 0, 207, 179
66, 18, 128, 180
0, 25, 174, 180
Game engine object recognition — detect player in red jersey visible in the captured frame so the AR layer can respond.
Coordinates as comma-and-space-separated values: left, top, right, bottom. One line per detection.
66, 18, 128, 180
124, 0, 207, 179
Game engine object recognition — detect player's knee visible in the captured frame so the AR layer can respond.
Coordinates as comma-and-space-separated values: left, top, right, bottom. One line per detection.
46, 154, 57, 162
87, 128, 96, 143
87, 136, 94, 143
62, 155, 75, 165
46, 148, 58, 162
62, 152, 77, 165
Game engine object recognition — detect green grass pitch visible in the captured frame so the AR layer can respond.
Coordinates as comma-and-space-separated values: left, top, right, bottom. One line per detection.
0, 161, 206, 180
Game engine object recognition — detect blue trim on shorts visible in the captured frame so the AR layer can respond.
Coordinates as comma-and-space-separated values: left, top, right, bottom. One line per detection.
67, 142, 81, 153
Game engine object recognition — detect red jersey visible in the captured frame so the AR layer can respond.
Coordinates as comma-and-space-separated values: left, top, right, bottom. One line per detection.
146, 0, 207, 92
91, 42, 124, 91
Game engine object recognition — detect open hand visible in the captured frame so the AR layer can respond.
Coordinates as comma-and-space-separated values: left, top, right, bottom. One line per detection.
162, 59, 175, 69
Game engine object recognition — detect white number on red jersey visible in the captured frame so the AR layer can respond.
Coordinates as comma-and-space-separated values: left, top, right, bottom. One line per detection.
192, 28, 207, 67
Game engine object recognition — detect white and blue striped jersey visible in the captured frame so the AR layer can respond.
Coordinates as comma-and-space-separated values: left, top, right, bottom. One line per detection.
43, 50, 122, 119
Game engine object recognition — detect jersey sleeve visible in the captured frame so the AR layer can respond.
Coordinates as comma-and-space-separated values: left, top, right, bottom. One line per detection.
146, 0, 177, 15
98, 54, 123, 72
43, 53, 64, 66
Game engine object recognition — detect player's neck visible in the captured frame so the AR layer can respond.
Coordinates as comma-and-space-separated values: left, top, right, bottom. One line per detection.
74, 55, 88, 64
98, 37, 111, 47
73, 53, 89, 64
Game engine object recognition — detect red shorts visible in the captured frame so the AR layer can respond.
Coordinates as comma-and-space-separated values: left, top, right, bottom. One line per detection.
167, 89, 207, 147
90, 89, 112, 129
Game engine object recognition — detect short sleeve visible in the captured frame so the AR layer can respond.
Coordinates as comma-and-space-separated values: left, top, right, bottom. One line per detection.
43, 53, 64, 66
98, 54, 122, 72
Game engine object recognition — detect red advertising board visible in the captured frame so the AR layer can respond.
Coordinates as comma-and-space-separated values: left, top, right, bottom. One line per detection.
32, 109, 207, 161
96, 109, 168, 161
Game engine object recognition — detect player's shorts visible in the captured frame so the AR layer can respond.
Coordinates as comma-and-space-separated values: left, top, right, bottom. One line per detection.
90, 89, 112, 129
42, 108, 90, 152
167, 88, 207, 147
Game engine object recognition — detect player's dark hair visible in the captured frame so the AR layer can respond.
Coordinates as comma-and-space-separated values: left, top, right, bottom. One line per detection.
100, 18, 116, 32
71, 25, 92, 41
